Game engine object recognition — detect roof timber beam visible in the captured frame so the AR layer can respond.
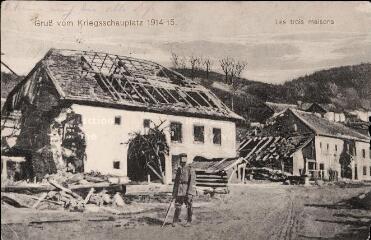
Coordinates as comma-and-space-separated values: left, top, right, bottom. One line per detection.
110, 77, 135, 102
194, 91, 214, 108
163, 88, 180, 103
97, 74, 122, 101
137, 84, 159, 104
152, 86, 169, 104
123, 78, 149, 103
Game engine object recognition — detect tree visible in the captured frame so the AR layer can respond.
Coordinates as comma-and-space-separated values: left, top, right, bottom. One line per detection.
189, 55, 201, 79
127, 120, 169, 183
219, 57, 233, 84
203, 58, 213, 79
229, 60, 247, 110
179, 56, 187, 69
171, 52, 179, 69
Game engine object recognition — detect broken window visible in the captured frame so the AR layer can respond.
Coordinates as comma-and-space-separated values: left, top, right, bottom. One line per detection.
170, 122, 182, 143
213, 128, 222, 145
114, 116, 121, 125
193, 125, 204, 143
143, 119, 151, 135
113, 161, 121, 169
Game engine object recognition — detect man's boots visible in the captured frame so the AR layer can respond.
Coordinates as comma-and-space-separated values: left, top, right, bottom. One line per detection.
172, 206, 181, 227
184, 206, 192, 227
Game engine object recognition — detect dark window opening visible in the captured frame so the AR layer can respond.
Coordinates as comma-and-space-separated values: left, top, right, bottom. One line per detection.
113, 161, 120, 169
193, 125, 204, 143
335, 144, 337, 152
362, 149, 366, 158
114, 116, 121, 125
363, 166, 367, 176
213, 128, 222, 145
170, 122, 182, 142
319, 163, 324, 170
143, 119, 150, 128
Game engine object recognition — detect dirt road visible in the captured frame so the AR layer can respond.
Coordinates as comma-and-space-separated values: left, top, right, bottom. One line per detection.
2, 183, 370, 240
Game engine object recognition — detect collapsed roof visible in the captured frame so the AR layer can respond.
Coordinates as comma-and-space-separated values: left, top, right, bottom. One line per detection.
7, 49, 243, 121
239, 136, 313, 163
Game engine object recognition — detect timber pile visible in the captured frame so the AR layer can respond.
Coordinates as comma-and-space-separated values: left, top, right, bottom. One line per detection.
195, 171, 228, 188
246, 167, 290, 182
1, 171, 127, 213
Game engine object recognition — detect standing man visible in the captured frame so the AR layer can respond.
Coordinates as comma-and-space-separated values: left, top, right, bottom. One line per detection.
172, 154, 196, 227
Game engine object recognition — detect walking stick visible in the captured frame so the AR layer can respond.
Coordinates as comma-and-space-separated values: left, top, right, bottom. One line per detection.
161, 198, 175, 227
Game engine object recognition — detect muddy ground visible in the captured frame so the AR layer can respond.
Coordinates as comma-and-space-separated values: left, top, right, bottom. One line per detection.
2, 183, 371, 240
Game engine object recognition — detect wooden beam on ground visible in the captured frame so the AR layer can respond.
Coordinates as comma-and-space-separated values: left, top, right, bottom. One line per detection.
31, 192, 48, 209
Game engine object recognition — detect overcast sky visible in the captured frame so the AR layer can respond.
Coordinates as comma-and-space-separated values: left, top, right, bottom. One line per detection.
1, 1, 371, 83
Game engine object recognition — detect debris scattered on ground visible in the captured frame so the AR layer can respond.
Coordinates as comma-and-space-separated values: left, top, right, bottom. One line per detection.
1, 171, 128, 214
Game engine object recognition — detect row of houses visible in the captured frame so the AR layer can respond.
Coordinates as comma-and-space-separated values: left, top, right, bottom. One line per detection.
1, 48, 370, 185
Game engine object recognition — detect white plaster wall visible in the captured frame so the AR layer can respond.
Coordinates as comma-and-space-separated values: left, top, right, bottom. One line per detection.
292, 150, 304, 175
71, 104, 237, 181
315, 136, 371, 180
353, 141, 371, 181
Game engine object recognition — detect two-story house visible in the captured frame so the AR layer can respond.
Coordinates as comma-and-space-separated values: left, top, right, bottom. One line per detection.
1, 49, 243, 184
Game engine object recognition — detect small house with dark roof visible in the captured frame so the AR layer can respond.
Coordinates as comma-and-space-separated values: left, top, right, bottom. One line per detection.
263, 108, 370, 181
305, 103, 346, 123
1, 49, 243, 183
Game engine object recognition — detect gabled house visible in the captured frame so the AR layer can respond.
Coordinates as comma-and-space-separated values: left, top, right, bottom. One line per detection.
305, 103, 346, 123
262, 108, 370, 181
1, 49, 243, 184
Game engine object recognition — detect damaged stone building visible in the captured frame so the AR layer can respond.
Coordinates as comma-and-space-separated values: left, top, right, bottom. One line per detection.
254, 108, 370, 181
1, 49, 243, 184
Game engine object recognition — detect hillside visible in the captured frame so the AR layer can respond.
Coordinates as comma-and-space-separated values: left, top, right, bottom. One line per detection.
283, 63, 371, 110
176, 63, 371, 122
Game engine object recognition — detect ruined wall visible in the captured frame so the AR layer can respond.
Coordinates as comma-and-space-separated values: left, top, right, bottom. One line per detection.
4, 69, 86, 180
263, 110, 314, 137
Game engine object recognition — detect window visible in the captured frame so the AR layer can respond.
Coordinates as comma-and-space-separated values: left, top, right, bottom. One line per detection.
370, 167, 371, 176
326, 143, 329, 151
362, 149, 366, 158
113, 161, 120, 169
143, 119, 151, 134
213, 128, 222, 145
319, 163, 324, 170
335, 144, 337, 152
320, 142, 322, 152
363, 166, 367, 176
114, 116, 121, 125
193, 125, 204, 143
170, 122, 182, 142
143, 119, 150, 128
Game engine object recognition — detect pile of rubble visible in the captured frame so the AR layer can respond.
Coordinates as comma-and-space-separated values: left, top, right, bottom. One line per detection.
1, 171, 127, 213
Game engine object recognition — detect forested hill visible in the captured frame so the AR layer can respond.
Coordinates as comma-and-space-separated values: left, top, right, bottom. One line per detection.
283, 63, 371, 110
176, 63, 371, 122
